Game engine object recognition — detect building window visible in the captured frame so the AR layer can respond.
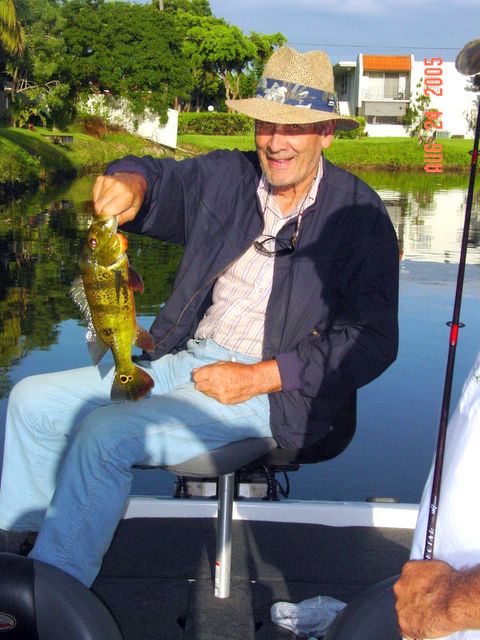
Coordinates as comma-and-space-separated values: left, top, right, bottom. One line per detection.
334, 73, 350, 99
363, 72, 408, 100
365, 115, 405, 125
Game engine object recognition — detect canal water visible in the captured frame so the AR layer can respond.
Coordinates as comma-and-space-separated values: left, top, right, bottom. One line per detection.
0, 169, 479, 504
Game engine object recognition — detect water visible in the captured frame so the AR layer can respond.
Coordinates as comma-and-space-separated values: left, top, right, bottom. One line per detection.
0, 170, 479, 504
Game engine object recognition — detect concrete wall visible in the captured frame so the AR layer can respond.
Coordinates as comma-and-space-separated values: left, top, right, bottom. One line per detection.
411, 60, 477, 138
81, 95, 178, 148
366, 124, 409, 137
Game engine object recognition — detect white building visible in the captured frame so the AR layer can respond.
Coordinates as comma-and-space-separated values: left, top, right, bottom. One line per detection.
81, 94, 178, 148
334, 54, 478, 138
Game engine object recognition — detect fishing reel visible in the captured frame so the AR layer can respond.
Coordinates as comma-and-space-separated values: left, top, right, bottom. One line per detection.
0, 553, 122, 640
456, 38, 480, 83
469, 74, 480, 91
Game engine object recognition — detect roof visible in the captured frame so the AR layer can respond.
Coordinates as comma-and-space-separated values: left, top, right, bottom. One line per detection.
334, 61, 357, 69
363, 55, 411, 71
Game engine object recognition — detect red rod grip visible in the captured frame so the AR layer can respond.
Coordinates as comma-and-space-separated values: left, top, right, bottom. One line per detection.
450, 323, 459, 346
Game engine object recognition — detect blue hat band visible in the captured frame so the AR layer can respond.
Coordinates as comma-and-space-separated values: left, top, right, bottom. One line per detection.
256, 77, 338, 113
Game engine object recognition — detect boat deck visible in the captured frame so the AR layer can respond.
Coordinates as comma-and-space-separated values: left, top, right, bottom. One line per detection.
92, 514, 413, 639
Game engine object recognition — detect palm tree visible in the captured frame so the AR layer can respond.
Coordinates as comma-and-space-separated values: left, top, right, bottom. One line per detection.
0, 0, 25, 56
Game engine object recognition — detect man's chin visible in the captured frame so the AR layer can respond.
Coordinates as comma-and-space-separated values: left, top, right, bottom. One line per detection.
262, 169, 296, 190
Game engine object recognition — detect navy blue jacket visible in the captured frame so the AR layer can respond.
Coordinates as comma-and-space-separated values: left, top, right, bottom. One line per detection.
106, 150, 399, 448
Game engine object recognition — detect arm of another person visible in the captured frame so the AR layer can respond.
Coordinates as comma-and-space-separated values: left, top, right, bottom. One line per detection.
394, 559, 480, 638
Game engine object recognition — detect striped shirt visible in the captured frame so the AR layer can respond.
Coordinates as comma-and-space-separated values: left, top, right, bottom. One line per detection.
195, 161, 323, 358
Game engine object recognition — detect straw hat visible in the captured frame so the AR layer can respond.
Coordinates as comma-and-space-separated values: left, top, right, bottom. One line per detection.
226, 46, 358, 131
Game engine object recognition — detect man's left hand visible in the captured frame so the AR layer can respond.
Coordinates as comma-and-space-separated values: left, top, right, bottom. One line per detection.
192, 360, 282, 404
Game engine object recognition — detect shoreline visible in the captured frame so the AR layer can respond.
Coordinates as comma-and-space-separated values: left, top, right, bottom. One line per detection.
0, 126, 180, 203
0, 127, 473, 203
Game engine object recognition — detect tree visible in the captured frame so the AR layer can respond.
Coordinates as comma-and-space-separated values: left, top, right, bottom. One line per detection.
6, 0, 70, 127
403, 79, 440, 143
463, 77, 479, 137
238, 31, 286, 98
0, 0, 25, 55
62, 0, 193, 121
186, 22, 255, 103
162, 0, 211, 16
464, 102, 478, 137
183, 19, 285, 107
1, 0, 286, 126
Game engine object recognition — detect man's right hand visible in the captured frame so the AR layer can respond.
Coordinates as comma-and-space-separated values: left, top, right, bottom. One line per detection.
93, 172, 147, 225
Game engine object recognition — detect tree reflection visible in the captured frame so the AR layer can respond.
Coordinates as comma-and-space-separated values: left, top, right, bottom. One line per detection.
0, 183, 182, 397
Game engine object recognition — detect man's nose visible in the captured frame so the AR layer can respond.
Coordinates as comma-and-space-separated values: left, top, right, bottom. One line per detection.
267, 129, 289, 150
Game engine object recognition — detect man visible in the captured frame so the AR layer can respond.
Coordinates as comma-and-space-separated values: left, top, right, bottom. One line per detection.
395, 349, 480, 639
0, 46, 399, 587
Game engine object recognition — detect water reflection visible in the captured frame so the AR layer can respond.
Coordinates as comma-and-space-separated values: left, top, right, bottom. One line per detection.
0, 176, 182, 397
382, 188, 480, 264
0, 171, 479, 502
0, 172, 479, 394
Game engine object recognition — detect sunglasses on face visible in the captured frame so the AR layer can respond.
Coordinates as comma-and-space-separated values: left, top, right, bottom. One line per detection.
255, 121, 321, 136
255, 120, 328, 136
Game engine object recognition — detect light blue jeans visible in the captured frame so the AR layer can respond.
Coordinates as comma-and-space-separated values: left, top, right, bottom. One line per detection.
0, 339, 272, 587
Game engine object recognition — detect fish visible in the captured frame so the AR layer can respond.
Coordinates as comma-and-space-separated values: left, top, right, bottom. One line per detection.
71, 215, 155, 401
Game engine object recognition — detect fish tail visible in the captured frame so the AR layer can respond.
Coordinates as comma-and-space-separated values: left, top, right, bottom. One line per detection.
111, 364, 154, 402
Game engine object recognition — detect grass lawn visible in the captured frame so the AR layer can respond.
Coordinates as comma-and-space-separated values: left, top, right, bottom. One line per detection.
178, 133, 256, 153
177, 134, 473, 171
0, 125, 179, 193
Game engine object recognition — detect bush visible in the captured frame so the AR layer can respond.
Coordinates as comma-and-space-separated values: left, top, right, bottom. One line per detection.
179, 112, 366, 138
178, 112, 254, 135
335, 117, 366, 139
0, 138, 40, 193
77, 115, 109, 138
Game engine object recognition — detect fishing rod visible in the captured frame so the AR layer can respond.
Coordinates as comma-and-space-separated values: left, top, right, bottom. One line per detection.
424, 39, 480, 561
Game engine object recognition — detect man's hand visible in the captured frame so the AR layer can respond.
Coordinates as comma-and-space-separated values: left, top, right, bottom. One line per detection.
192, 359, 282, 404
394, 559, 470, 638
93, 172, 147, 225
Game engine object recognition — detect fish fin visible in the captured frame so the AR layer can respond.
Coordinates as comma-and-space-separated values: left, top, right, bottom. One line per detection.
134, 326, 155, 352
128, 266, 144, 293
71, 276, 92, 324
86, 324, 109, 365
111, 364, 154, 402
72, 276, 107, 364
117, 232, 128, 252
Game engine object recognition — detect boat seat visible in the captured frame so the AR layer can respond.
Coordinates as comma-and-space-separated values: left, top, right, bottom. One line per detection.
135, 397, 356, 598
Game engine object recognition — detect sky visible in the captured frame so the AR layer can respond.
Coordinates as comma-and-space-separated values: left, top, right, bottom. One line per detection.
208, 0, 479, 65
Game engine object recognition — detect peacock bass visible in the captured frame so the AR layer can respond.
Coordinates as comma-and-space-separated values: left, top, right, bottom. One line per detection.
72, 215, 155, 401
